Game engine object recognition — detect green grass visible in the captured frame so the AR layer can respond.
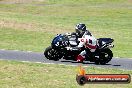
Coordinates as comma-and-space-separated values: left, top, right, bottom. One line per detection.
0, 27, 54, 51
0, 0, 132, 58
0, 60, 132, 88
0, 1, 131, 88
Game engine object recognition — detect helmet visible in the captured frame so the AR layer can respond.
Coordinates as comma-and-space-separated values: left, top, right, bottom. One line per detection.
75, 23, 86, 36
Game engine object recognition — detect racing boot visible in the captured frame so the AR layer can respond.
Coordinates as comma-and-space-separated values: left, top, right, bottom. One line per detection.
76, 55, 85, 63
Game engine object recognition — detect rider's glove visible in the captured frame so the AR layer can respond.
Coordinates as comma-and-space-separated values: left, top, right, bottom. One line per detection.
65, 33, 71, 36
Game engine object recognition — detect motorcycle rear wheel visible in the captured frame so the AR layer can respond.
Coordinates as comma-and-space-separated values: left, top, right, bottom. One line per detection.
99, 49, 113, 65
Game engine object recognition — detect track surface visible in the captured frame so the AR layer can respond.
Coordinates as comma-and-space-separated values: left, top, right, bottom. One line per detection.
0, 49, 132, 70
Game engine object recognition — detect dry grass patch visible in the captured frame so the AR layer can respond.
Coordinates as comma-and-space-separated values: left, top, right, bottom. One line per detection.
0, 19, 69, 34
0, 20, 38, 31
0, 0, 46, 3
0, 0, 35, 3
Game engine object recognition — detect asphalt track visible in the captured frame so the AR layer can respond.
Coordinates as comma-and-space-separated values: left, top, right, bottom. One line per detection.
0, 49, 132, 70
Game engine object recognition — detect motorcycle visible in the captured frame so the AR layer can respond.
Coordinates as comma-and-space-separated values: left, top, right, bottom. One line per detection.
44, 33, 114, 65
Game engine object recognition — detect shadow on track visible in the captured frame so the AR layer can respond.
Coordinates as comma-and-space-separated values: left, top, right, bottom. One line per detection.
112, 65, 121, 66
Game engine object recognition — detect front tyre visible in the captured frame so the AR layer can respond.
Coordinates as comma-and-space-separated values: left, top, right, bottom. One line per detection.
44, 46, 62, 61
99, 49, 113, 65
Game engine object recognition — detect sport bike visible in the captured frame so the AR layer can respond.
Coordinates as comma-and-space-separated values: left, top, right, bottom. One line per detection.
44, 33, 114, 65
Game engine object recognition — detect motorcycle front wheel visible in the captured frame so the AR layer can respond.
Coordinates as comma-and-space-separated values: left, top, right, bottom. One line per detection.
44, 46, 62, 61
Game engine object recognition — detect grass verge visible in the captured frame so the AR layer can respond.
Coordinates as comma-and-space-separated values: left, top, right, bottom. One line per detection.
0, 60, 132, 88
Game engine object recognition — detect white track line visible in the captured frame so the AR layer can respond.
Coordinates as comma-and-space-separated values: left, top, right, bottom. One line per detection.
1, 49, 132, 59
21, 60, 84, 67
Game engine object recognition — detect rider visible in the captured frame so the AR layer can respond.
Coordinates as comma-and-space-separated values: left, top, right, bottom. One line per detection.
75, 23, 92, 38
67, 23, 97, 62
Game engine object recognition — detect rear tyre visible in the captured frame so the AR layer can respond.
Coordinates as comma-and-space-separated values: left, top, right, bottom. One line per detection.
99, 49, 113, 65
95, 59, 100, 65
44, 46, 62, 61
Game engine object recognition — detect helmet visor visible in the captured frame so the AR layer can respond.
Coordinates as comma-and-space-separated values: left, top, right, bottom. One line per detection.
76, 29, 83, 34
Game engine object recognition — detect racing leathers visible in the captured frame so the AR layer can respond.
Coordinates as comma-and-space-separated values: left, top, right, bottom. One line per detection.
67, 30, 97, 62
